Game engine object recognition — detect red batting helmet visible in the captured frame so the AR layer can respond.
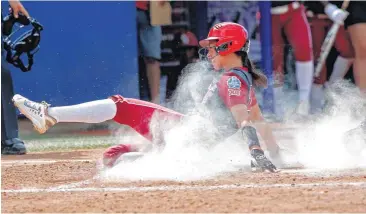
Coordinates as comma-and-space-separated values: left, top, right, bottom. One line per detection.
199, 22, 250, 56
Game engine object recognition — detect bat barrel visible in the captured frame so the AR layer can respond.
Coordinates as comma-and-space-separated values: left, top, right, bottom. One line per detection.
314, 24, 340, 77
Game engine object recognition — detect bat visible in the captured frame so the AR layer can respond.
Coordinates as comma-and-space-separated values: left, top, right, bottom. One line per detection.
314, 0, 350, 77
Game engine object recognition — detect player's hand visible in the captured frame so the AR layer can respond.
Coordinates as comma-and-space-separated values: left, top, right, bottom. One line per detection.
325, 3, 349, 25
8, 0, 30, 19
250, 149, 278, 173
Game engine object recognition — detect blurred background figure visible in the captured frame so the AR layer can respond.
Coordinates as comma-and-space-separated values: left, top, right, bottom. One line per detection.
165, 30, 199, 100
342, 1, 366, 96
342, 1, 366, 124
136, 0, 171, 104
1, 0, 29, 155
271, 1, 314, 118
305, 1, 354, 114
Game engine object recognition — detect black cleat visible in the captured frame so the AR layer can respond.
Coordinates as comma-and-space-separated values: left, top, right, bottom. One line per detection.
1, 138, 26, 155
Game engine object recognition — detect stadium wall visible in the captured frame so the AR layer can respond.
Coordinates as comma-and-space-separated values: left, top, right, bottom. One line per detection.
4, 1, 139, 106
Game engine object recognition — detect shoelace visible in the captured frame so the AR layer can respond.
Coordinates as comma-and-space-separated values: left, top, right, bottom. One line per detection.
41, 101, 50, 107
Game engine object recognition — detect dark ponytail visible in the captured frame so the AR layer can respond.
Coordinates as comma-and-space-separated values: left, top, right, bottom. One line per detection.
236, 51, 268, 88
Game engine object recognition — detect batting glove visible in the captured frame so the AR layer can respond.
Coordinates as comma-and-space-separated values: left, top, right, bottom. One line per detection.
250, 149, 278, 173
325, 3, 349, 25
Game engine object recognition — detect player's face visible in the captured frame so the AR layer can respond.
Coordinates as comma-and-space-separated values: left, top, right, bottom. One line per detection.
207, 41, 224, 71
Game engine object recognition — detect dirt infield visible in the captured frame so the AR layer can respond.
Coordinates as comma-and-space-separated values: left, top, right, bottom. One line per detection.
2, 149, 366, 213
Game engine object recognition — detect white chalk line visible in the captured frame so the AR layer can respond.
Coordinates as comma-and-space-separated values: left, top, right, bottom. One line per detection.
1, 159, 95, 166
2, 159, 366, 194
25, 167, 366, 193
50, 178, 95, 190
2, 181, 366, 194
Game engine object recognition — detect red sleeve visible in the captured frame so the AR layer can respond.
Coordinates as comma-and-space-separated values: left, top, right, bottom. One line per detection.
217, 72, 256, 109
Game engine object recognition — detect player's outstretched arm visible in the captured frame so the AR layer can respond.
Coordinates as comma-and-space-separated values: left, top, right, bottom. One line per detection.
230, 104, 278, 173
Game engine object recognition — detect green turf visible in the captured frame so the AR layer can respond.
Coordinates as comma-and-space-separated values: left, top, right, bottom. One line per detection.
16, 120, 128, 152
21, 135, 119, 152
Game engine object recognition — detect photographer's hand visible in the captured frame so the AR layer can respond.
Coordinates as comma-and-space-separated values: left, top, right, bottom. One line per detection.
8, 0, 30, 18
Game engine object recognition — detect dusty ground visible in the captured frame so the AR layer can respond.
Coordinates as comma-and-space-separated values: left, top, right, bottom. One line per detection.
2, 149, 366, 213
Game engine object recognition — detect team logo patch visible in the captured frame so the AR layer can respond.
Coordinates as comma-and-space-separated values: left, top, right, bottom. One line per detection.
227, 76, 241, 96
227, 76, 241, 89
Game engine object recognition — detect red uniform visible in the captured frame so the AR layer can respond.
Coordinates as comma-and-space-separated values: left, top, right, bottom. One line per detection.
109, 67, 256, 142
218, 68, 257, 109
304, 1, 354, 85
102, 22, 279, 172
271, 1, 313, 83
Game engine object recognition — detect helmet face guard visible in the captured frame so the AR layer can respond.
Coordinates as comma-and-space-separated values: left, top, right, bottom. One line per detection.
2, 13, 43, 72
198, 40, 250, 61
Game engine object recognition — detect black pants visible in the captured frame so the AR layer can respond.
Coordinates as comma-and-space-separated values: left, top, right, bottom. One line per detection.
1, 58, 19, 141
345, 1, 366, 28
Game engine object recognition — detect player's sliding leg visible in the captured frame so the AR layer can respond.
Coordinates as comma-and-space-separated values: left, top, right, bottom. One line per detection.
13, 94, 183, 137
102, 95, 183, 167
12, 94, 118, 134
13, 94, 183, 167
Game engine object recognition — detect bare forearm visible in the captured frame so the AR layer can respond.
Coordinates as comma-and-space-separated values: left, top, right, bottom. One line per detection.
252, 122, 279, 155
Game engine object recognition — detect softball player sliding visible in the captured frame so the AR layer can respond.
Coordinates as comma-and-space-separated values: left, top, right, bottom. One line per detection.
13, 22, 280, 172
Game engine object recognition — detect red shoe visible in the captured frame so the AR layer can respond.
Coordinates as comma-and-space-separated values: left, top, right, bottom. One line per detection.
103, 144, 132, 167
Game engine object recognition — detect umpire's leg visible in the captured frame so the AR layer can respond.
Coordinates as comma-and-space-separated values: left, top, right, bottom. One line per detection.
1, 61, 26, 155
